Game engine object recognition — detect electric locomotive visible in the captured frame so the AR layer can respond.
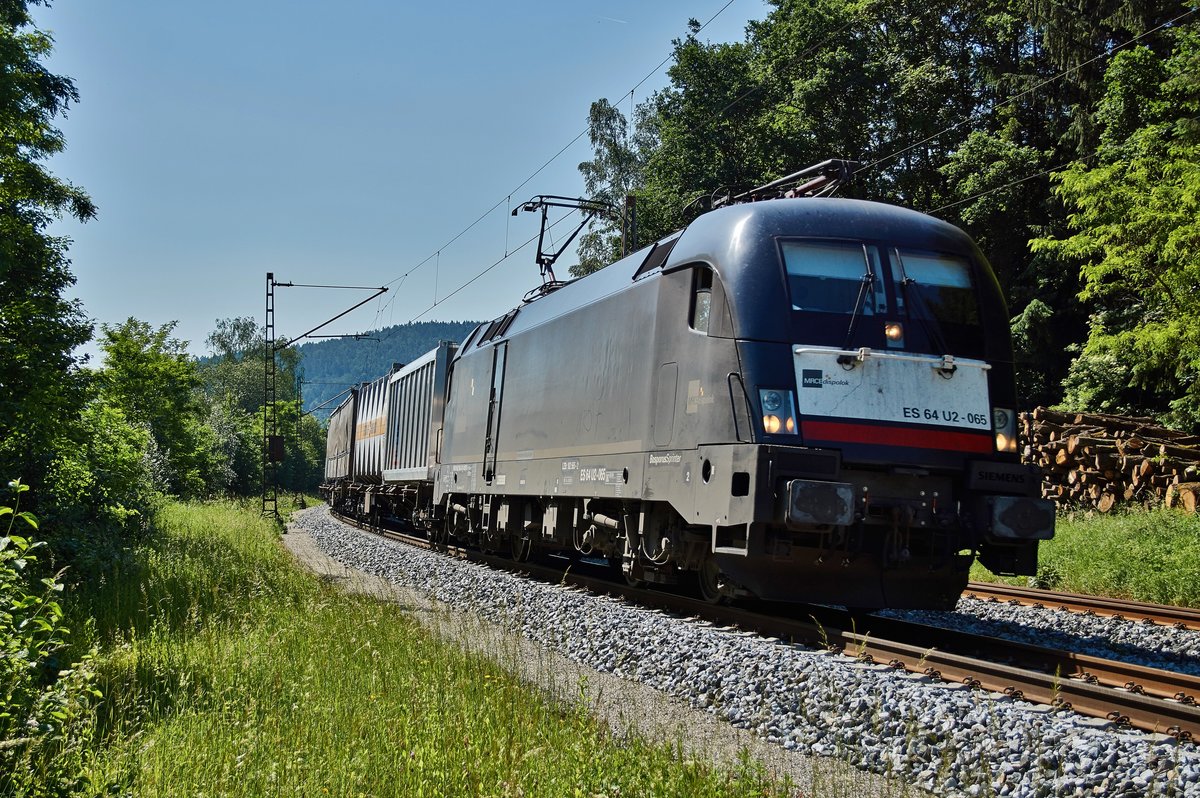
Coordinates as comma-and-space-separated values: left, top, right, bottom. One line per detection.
325, 163, 1055, 610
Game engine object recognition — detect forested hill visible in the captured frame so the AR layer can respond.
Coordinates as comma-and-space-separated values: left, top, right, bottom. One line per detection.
296, 320, 480, 418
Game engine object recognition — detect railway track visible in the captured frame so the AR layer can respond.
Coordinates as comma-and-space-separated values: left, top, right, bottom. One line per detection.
965, 581, 1200, 630
334, 513, 1200, 741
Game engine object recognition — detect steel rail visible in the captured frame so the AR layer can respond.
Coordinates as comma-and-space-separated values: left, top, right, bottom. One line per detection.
801, 607, 1200, 704
965, 582, 1200, 631
331, 513, 1200, 740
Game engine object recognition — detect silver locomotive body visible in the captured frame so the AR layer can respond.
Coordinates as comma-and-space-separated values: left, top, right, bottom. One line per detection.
326, 198, 1054, 610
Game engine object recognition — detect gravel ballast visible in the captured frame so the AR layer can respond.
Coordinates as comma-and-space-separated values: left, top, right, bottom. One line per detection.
290, 507, 1199, 797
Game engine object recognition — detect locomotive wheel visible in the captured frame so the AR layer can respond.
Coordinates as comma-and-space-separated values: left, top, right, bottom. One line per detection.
625, 560, 646, 588
612, 558, 645, 588
510, 534, 532, 562
697, 557, 729, 605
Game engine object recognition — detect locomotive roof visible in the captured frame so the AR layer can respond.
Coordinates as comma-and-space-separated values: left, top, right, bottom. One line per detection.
459, 198, 993, 355
669, 197, 982, 268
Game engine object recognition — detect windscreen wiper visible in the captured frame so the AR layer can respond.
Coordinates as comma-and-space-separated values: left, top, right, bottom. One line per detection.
898, 277, 951, 358
841, 246, 875, 351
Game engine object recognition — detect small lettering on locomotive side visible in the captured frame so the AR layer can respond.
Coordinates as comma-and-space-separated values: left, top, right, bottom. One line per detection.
579, 466, 608, 483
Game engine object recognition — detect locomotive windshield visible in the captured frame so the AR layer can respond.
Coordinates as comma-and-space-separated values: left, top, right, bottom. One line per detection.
782, 240, 885, 315
891, 248, 978, 327
780, 238, 985, 357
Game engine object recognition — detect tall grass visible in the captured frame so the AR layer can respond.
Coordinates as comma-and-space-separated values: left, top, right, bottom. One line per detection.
73, 502, 793, 796
972, 507, 1200, 605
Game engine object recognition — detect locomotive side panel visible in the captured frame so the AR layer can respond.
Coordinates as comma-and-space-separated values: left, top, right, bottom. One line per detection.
438, 341, 495, 496
497, 281, 657, 486
639, 264, 762, 529
436, 276, 660, 506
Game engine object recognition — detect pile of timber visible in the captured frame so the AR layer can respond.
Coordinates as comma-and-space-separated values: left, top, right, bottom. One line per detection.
1022, 407, 1200, 512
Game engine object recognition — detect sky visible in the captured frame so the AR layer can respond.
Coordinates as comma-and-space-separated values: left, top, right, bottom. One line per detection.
35, 0, 768, 360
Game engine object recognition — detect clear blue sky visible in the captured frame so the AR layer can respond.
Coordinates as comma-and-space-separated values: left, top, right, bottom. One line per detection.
35, 0, 766, 359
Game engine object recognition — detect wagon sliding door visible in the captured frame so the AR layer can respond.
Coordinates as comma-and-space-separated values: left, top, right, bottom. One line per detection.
483, 341, 507, 484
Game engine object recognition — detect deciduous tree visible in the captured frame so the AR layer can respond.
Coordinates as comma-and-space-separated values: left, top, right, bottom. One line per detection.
0, 0, 96, 506
97, 319, 221, 497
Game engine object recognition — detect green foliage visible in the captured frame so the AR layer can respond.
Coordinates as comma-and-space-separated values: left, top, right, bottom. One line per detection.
1034, 25, 1200, 428
939, 131, 1048, 295
1009, 299, 1060, 407
42, 399, 158, 535
98, 319, 223, 498
572, 99, 644, 277
0, 0, 96, 507
973, 506, 1200, 606
0, 480, 100, 797
200, 316, 302, 413
205, 399, 259, 495
0, 0, 96, 224
80, 501, 798, 797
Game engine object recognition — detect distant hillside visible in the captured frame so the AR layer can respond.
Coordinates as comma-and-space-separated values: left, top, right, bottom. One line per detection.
296, 320, 480, 419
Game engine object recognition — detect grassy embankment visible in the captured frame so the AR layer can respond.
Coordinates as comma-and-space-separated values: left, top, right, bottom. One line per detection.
67, 499, 798, 797
971, 507, 1200, 606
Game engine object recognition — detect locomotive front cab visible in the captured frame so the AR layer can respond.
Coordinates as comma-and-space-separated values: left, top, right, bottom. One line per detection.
665, 198, 1055, 608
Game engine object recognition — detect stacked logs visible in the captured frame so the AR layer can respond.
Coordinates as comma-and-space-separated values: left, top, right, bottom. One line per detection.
1022, 407, 1200, 512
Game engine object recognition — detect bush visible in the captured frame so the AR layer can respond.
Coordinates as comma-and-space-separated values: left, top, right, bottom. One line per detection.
44, 400, 159, 536
1, 480, 101, 797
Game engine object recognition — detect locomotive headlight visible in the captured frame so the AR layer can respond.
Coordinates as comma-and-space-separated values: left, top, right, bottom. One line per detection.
759, 389, 799, 436
884, 321, 904, 347
993, 407, 1017, 453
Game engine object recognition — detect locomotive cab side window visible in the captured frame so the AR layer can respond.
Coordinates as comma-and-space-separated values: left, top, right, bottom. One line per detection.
690, 267, 713, 333
781, 240, 885, 314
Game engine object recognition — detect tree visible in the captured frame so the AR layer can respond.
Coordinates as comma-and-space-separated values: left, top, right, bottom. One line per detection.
0, 0, 96, 508
199, 317, 302, 495
43, 398, 157, 535
633, 22, 770, 242
572, 99, 644, 276
97, 319, 221, 497
1033, 22, 1200, 428
201, 316, 302, 413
